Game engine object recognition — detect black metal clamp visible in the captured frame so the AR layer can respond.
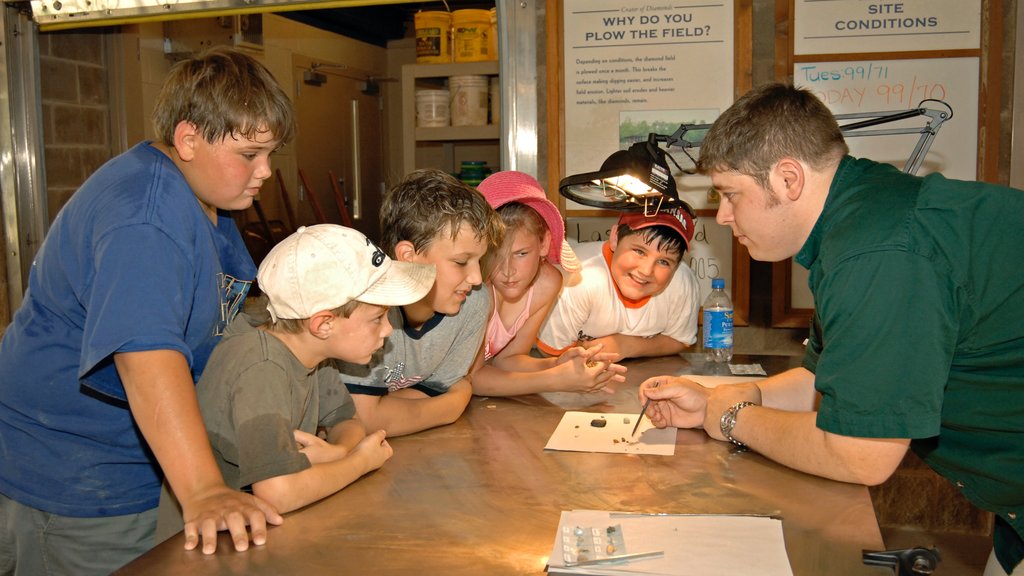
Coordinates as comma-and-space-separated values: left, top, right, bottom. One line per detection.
862, 547, 942, 575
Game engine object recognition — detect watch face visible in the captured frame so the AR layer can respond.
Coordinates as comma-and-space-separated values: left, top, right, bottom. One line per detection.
720, 402, 755, 447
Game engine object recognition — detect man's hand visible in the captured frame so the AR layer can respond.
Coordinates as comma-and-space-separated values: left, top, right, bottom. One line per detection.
638, 376, 710, 429
181, 485, 283, 554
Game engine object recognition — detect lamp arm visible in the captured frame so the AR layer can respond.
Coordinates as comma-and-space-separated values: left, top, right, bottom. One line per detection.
648, 100, 951, 176
836, 103, 951, 175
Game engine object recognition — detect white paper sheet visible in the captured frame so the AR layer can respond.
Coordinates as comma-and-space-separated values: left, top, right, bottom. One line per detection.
547, 510, 794, 576
544, 412, 677, 456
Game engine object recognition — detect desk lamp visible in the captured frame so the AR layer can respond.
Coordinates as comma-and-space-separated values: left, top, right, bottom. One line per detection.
559, 100, 953, 215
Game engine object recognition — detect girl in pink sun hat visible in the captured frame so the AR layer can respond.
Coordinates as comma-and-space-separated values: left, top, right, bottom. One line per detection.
471, 171, 626, 396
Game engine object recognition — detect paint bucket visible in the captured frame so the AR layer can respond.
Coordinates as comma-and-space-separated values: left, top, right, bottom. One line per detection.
449, 75, 489, 126
489, 76, 500, 126
452, 9, 491, 62
416, 88, 450, 127
489, 8, 498, 61
415, 11, 451, 64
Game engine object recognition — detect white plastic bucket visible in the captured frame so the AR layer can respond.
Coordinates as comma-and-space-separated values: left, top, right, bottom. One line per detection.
416, 88, 450, 127
449, 75, 489, 126
489, 76, 500, 126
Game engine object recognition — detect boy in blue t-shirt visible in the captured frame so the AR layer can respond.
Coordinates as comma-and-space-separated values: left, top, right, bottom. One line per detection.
0, 47, 294, 573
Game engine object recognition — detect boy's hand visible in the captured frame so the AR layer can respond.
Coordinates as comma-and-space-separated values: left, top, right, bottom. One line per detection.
638, 376, 709, 430
294, 429, 348, 464
350, 429, 393, 473
574, 336, 624, 362
181, 485, 283, 555
557, 345, 627, 393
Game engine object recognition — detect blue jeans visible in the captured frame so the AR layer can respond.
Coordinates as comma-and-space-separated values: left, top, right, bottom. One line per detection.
0, 492, 156, 576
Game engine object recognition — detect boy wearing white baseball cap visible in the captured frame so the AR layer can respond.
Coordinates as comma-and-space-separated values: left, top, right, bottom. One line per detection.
158, 225, 434, 532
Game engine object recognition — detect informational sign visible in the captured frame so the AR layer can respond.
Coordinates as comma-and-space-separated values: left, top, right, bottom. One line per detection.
793, 0, 981, 55
562, 0, 734, 212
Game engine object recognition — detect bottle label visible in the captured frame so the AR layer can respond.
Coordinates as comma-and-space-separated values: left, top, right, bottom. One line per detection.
703, 309, 734, 349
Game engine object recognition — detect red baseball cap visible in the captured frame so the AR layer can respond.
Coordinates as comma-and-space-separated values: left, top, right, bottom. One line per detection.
477, 171, 581, 272
618, 206, 695, 250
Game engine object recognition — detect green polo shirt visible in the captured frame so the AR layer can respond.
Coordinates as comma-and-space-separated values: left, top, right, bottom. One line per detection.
798, 156, 1024, 572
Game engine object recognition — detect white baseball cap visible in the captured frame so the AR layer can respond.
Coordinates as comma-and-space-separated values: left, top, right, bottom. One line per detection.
257, 224, 436, 321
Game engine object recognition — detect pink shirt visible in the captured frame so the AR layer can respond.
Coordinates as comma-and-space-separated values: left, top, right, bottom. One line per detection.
484, 285, 535, 361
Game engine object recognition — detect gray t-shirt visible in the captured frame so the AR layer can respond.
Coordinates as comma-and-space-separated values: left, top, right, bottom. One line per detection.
339, 285, 489, 397
197, 312, 356, 489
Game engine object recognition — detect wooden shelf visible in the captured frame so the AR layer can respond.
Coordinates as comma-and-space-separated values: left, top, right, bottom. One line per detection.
402, 60, 501, 175
405, 60, 499, 79
414, 125, 500, 141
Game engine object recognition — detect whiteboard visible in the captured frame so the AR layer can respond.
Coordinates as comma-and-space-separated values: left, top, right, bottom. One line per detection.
789, 57, 980, 310
795, 57, 978, 180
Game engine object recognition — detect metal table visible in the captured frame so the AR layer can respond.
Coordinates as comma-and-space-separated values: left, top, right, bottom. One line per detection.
117, 354, 887, 575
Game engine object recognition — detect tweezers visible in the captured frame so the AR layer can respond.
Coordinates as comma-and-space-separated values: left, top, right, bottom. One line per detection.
564, 550, 665, 567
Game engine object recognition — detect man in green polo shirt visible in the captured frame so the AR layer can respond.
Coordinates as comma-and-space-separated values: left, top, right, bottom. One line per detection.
638, 82, 1023, 576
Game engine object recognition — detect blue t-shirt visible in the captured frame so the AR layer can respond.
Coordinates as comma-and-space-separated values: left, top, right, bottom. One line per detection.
0, 142, 255, 517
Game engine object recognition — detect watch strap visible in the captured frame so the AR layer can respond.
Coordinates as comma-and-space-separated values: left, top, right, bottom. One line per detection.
719, 401, 757, 447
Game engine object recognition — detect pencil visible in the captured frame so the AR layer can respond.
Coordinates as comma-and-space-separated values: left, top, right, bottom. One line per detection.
631, 380, 659, 437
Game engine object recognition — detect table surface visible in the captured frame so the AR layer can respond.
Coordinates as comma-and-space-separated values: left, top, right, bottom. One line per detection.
117, 354, 887, 575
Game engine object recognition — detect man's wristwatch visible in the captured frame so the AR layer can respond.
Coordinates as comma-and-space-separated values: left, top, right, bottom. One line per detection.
720, 401, 757, 447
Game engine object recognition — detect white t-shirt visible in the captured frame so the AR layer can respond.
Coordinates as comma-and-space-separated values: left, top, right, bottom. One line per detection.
537, 241, 700, 353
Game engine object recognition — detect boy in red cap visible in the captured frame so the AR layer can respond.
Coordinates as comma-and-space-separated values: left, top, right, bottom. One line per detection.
537, 207, 701, 360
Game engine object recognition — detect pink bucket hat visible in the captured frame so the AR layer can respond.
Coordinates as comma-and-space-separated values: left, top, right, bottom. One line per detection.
477, 171, 581, 272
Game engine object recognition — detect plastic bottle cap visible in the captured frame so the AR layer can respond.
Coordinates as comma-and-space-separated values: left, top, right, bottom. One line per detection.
711, 278, 725, 289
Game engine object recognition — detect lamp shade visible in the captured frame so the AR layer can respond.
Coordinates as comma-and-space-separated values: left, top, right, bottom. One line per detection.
559, 140, 679, 213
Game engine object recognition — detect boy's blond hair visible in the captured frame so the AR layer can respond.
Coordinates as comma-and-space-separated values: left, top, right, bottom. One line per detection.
379, 169, 504, 257
153, 46, 295, 147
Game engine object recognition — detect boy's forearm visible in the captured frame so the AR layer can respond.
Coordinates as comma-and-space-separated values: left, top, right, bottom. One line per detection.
605, 334, 689, 359
117, 350, 228, 504
253, 451, 373, 513
471, 363, 562, 396
490, 352, 558, 373
353, 383, 471, 437
327, 419, 367, 451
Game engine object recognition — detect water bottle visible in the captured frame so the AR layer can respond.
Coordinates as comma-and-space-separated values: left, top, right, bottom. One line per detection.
703, 277, 733, 363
